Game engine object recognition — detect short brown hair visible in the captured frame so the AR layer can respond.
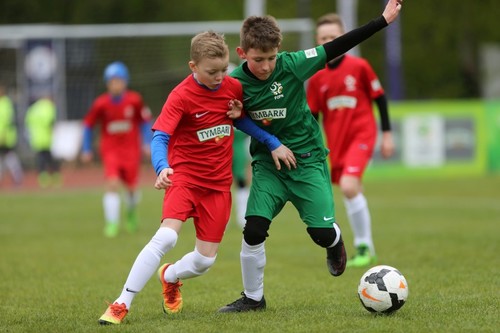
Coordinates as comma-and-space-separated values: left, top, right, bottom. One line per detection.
316, 13, 345, 31
240, 15, 282, 52
190, 31, 229, 63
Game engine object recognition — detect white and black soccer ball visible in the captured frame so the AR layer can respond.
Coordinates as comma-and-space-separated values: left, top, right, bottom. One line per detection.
357, 265, 409, 314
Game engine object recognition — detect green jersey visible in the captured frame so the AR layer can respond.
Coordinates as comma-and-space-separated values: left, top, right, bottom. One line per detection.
25, 98, 56, 151
0, 95, 17, 148
231, 45, 328, 165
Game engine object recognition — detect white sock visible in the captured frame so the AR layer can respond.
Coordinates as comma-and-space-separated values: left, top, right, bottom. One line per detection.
344, 193, 374, 254
115, 227, 178, 309
103, 192, 120, 224
241, 240, 266, 301
235, 187, 249, 229
163, 248, 216, 282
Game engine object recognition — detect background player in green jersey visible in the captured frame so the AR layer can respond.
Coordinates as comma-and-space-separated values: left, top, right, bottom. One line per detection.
25, 95, 61, 187
0, 83, 23, 186
219, 0, 403, 313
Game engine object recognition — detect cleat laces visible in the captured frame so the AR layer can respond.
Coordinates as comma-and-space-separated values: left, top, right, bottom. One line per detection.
109, 303, 127, 317
164, 281, 182, 303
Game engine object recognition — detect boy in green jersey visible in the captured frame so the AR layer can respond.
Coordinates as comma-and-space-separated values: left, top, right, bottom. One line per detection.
219, 0, 403, 312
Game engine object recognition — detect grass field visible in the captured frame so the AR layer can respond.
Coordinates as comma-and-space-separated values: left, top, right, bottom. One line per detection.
1, 174, 499, 333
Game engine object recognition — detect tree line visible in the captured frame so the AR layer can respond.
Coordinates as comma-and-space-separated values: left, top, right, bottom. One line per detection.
1, 0, 499, 100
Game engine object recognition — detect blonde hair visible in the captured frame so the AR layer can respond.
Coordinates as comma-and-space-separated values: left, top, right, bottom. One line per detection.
316, 13, 345, 32
240, 15, 282, 52
190, 31, 229, 64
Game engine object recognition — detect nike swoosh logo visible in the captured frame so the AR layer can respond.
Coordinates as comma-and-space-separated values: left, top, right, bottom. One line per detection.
323, 216, 334, 221
361, 288, 381, 302
195, 111, 209, 118
126, 288, 138, 293
243, 97, 252, 101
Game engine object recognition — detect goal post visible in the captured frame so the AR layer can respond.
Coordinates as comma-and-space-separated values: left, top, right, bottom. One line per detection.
0, 19, 313, 120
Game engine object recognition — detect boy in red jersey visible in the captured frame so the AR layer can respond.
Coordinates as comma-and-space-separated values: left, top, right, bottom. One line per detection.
98, 31, 296, 325
81, 61, 152, 238
306, 13, 395, 268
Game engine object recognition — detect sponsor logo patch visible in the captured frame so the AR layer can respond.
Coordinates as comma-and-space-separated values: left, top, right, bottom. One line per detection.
197, 124, 231, 142
304, 48, 318, 58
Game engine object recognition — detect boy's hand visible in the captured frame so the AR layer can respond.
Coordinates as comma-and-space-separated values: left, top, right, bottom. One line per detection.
271, 144, 297, 171
380, 132, 395, 159
227, 99, 243, 119
155, 167, 174, 190
382, 0, 403, 24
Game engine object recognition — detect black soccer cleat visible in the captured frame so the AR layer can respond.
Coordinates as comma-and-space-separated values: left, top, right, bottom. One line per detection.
218, 292, 266, 313
326, 236, 347, 277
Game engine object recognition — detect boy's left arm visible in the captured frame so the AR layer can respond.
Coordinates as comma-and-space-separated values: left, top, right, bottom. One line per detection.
233, 116, 296, 170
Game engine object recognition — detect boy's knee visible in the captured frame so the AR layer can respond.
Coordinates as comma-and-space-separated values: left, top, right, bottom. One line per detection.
243, 216, 271, 245
307, 227, 337, 248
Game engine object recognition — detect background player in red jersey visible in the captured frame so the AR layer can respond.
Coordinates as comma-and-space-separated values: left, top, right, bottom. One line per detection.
98, 31, 295, 325
306, 13, 395, 268
81, 61, 152, 238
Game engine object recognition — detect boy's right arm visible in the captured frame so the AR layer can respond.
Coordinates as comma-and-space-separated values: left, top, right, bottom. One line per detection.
151, 130, 174, 189
322, 0, 402, 62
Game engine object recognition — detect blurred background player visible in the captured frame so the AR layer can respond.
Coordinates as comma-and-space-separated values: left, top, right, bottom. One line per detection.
306, 13, 395, 268
0, 82, 23, 187
232, 128, 251, 229
25, 94, 60, 188
81, 61, 152, 238
230, 61, 252, 229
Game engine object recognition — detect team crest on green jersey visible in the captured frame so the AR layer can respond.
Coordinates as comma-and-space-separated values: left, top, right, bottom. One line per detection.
197, 124, 231, 143
270, 81, 284, 100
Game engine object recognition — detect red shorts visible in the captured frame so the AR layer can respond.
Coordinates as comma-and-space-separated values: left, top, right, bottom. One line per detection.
102, 153, 140, 188
330, 141, 374, 184
162, 184, 231, 243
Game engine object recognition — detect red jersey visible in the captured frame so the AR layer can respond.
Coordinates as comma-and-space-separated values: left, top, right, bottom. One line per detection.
152, 75, 243, 191
84, 90, 150, 160
306, 55, 384, 168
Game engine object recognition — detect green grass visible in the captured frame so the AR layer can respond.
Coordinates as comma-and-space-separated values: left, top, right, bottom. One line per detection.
1, 175, 499, 333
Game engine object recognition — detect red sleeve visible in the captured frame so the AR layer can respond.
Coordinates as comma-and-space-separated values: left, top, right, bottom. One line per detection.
131, 91, 152, 123
141, 105, 152, 122
306, 73, 322, 115
83, 96, 103, 127
152, 91, 184, 135
360, 59, 384, 99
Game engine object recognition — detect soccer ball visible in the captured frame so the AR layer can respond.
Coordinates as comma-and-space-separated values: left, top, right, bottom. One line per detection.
357, 265, 409, 314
